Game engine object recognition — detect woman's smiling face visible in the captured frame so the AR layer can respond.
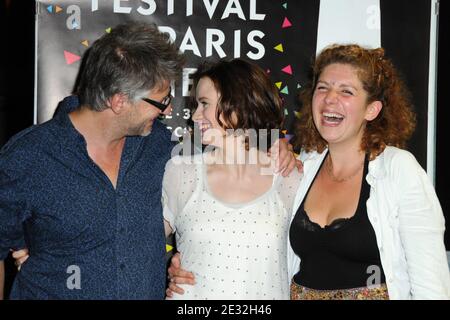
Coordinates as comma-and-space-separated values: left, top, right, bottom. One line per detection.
192, 76, 226, 147
312, 63, 381, 147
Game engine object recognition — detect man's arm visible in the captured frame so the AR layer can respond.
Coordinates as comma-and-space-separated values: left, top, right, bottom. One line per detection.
0, 260, 4, 300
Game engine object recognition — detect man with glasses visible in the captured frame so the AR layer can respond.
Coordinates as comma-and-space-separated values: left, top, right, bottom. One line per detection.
0, 22, 184, 299
141, 87, 173, 113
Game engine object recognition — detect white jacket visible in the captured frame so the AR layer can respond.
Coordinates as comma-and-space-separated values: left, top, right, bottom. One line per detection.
287, 146, 450, 299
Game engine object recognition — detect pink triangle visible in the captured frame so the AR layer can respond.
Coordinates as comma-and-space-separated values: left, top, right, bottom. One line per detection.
64, 50, 81, 65
282, 65, 293, 75
282, 17, 292, 28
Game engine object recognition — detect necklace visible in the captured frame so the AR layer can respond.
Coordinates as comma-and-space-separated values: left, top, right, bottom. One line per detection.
325, 155, 364, 183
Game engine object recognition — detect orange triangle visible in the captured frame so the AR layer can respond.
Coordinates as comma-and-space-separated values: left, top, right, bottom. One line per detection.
81, 40, 89, 47
55, 6, 63, 13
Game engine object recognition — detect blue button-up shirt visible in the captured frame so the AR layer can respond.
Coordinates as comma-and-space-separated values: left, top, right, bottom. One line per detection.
0, 97, 175, 299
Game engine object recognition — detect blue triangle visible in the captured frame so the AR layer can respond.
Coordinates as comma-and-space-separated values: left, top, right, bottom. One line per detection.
72, 21, 79, 29
47, 5, 53, 13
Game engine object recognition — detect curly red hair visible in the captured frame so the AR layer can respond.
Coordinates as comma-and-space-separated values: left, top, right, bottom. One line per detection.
293, 44, 416, 160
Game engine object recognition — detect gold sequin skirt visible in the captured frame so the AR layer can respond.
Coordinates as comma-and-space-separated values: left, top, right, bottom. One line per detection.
290, 281, 389, 300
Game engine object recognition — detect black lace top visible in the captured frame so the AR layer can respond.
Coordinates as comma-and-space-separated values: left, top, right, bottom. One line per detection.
289, 153, 386, 290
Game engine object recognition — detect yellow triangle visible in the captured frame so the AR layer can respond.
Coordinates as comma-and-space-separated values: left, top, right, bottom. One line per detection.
55, 6, 63, 13
282, 130, 287, 135
294, 111, 301, 119
275, 82, 282, 89
106, 27, 112, 33
81, 40, 89, 47
166, 244, 173, 252
274, 44, 284, 52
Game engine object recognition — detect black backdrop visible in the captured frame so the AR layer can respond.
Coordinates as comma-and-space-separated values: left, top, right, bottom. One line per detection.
380, 0, 431, 170
0, 0, 449, 299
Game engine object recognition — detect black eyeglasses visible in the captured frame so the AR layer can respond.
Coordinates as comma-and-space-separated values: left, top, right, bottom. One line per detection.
141, 88, 172, 112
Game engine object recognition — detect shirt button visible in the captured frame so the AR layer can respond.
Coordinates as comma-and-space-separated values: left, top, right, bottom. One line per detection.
120, 264, 125, 270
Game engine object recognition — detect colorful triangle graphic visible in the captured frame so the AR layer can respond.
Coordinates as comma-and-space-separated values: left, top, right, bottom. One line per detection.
284, 109, 288, 116
274, 44, 284, 52
64, 50, 81, 65
166, 244, 173, 252
282, 65, 293, 75
106, 27, 112, 33
294, 111, 301, 119
275, 82, 282, 89
297, 83, 302, 89
81, 40, 89, 47
282, 17, 292, 28
47, 5, 53, 13
280, 86, 289, 95
283, 3, 288, 10
55, 6, 63, 13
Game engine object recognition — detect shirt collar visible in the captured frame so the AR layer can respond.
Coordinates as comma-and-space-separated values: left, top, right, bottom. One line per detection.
367, 149, 387, 181
53, 103, 88, 147
53, 95, 151, 158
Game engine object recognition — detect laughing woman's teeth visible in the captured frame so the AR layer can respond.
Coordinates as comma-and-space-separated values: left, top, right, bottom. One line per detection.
323, 112, 344, 123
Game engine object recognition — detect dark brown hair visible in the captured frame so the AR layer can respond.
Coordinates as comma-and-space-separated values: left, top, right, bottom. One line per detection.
193, 59, 284, 149
293, 44, 416, 159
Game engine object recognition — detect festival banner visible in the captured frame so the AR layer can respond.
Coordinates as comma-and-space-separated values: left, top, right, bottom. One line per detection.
35, 0, 436, 171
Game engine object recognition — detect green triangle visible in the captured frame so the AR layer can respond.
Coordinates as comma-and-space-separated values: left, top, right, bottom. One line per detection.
284, 108, 289, 116
283, 3, 288, 10
297, 83, 302, 89
280, 85, 289, 95
105, 27, 112, 33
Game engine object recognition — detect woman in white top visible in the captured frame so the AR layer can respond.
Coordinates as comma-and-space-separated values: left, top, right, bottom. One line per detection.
163, 59, 302, 299
288, 44, 450, 299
